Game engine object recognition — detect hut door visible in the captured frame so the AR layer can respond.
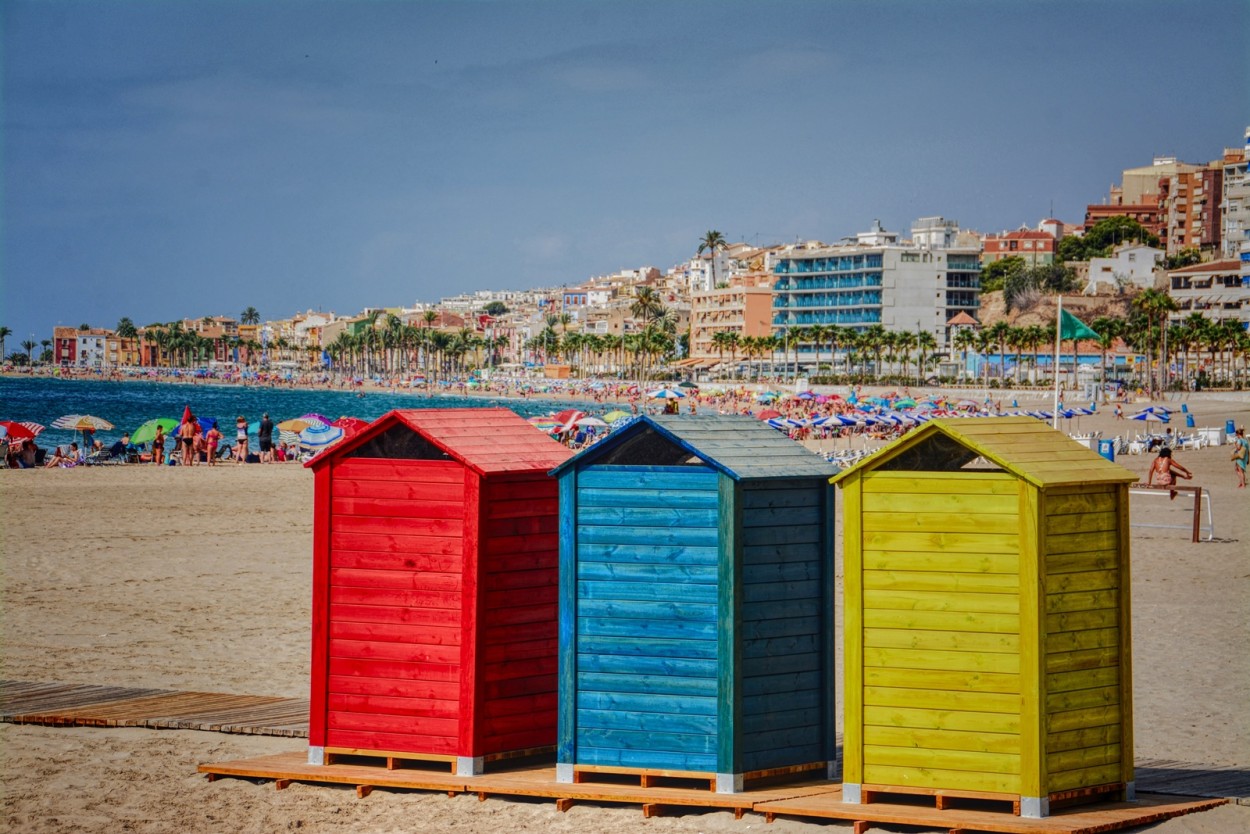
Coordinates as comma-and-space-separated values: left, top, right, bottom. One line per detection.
573, 464, 721, 771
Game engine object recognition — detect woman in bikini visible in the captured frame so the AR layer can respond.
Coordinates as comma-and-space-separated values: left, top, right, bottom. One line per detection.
235, 416, 249, 465
153, 425, 166, 465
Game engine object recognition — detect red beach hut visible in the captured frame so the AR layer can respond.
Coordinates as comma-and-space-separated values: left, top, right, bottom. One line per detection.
304, 408, 574, 775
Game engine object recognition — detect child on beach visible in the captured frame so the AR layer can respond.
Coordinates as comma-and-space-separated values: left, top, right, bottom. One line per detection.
1148, 447, 1192, 499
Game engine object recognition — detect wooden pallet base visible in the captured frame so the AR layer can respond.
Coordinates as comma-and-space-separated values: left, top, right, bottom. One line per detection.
572, 760, 827, 792
323, 745, 554, 774
199, 751, 1227, 832
858, 781, 1129, 817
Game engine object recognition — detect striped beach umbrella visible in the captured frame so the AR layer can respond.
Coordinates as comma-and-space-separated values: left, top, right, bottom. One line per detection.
298, 422, 345, 453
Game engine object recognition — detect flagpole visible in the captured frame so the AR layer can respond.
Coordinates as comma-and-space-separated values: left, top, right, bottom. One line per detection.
1052, 295, 1063, 430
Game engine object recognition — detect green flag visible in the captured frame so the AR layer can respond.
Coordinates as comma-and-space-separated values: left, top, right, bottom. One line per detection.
1059, 308, 1099, 341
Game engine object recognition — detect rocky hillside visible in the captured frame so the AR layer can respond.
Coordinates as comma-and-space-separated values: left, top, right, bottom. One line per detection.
978, 289, 1134, 328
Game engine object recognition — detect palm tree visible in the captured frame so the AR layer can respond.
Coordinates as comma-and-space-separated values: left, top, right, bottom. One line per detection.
724, 331, 741, 379
0, 326, 11, 361
915, 329, 937, 384
21, 339, 37, 365
697, 230, 728, 288
630, 286, 666, 384
987, 321, 1011, 381
953, 327, 978, 383
240, 307, 261, 325
861, 324, 888, 382
894, 330, 917, 381
1131, 289, 1178, 396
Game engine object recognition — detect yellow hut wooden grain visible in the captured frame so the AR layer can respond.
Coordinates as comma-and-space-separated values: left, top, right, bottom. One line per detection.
831, 417, 1138, 818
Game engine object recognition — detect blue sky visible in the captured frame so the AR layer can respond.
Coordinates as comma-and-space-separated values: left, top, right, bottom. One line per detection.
2, 0, 1246, 347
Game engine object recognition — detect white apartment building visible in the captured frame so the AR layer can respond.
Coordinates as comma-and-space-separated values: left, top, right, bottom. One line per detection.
1084, 243, 1164, 294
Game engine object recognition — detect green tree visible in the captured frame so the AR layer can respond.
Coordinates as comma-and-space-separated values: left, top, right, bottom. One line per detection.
240, 307, 261, 325
980, 256, 1026, 294
0, 326, 11, 361
482, 301, 509, 317
1061, 217, 1161, 261
22, 339, 37, 365
1165, 247, 1202, 270
1131, 288, 1178, 396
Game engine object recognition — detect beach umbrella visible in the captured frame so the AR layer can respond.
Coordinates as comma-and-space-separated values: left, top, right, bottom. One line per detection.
757, 391, 780, 402
647, 388, 685, 399
332, 416, 370, 435
277, 417, 321, 432
893, 398, 918, 409
757, 408, 783, 421
130, 417, 179, 445
1129, 410, 1168, 423
677, 381, 699, 389
767, 418, 807, 431
602, 410, 631, 423
553, 409, 585, 425
52, 414, 115, 432
0, 421, 37, 442
574, 416, 608, 428
299, 422, 345, 452
197, 416, 218, 433
527, 416, 559, 432
17, 421, 45, 437
299, 412, 333, 426
795, 391, 816, 400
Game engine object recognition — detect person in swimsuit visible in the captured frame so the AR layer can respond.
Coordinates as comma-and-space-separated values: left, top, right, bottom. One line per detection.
178, 418, 197, 467
1148, 447, 1191, 499
205, 425, 222, 466
235, 416, 249, 465
1231, 427, 1248, 489
153, 425, 165, 465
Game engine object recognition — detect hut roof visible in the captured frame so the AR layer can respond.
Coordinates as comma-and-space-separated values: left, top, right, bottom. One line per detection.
306, 408, 574, 475
829, 416, 1137, 488
550, 414, 838, 481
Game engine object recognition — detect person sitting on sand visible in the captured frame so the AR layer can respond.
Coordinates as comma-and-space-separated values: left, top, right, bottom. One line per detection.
43, 446, 68, 468
1148, 446, 1192, 499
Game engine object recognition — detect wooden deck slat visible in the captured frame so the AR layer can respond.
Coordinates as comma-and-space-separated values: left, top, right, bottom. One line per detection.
0, 680, 309, 738
197, 751, 1229, 831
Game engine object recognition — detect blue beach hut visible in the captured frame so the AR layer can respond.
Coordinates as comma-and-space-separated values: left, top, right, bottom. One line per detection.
549, 414, 839, 792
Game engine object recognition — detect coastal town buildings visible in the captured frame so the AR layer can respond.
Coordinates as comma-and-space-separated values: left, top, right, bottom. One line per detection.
982, 228, 1057, 267
1085, 243, 1165, 294
1221, 128, 1250, 303
770, 221, 982, 354
689, 277, 775, 362
1167, 258, 1250, 329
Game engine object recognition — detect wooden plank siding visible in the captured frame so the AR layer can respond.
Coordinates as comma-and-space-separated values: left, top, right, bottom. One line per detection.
475, 473, 561, 755
854, 470, 1024, 795
737, 479, 831, 773
324, 459, 466, 756
1042, 484, 1125, 794
571, 465, 722, 772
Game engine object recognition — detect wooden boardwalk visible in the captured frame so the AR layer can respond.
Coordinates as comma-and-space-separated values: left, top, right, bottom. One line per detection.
199, 751, 1227, 834
3, 680, 1246, 808
0, 680, 308, 738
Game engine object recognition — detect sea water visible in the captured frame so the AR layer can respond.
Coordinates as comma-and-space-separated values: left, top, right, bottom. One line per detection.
0, 376, 593, 450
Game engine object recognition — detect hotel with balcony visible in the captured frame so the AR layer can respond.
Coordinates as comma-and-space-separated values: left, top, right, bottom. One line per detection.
771, 221, 981, 352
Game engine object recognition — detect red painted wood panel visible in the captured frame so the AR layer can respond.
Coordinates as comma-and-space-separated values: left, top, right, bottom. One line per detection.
328, 675, 457, 701
481, 620, 556, 648
329, 693, 460, 719
330, 532, 461, 555
331, 496, 464, 519
480, 637, 557, 663
330, 567, 462, 592
486, 497, 559, 519
334, 458, 463, 483
332, 478, 467, 500
309, 464, 333, 746
482, 551, 557, 574
329, 621, 462, 646
331, 586, 461, 610
330, 550, 462, 573
482, 691, 558, 719
484, 515, 558, 538
329, 709, 458, 739
483, 533, 558, 556
483, 567, 556, 592
482, 726, 557, 753
481, 655, 558, 683
491, 603, 557, 627
333, 515, 464, 537
484, 586, 556, 610
329, 603, 461, 627
329, 637, 461, 665
480, 705, 558, 739
482, 672, 555, 700
325, 729, 457, 755
328, 657, 459, 683
459, 467, 482, 756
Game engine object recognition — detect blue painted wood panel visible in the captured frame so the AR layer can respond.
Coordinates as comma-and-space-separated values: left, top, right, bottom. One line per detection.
572, 466, 721, 772
737, 479, 833, 772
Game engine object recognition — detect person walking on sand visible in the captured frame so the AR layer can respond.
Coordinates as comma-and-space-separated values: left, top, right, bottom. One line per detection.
235, 416, 249, 465
1148, 446, 1192, 499
1231, 427, 1248, 489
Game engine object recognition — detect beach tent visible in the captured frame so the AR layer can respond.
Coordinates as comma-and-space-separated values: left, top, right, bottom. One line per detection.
304, 408, 574, 775
831, 417, 1138, 817
549, 414, 839, 792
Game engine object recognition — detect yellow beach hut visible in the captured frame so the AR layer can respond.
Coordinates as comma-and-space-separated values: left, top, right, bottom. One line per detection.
831, 417, 1138, 818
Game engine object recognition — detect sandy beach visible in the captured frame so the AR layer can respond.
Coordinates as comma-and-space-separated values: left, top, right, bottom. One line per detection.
2, 399, 1247, 833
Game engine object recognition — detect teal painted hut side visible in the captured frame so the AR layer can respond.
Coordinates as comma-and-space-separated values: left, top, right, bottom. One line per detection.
550, 414, 839, 792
